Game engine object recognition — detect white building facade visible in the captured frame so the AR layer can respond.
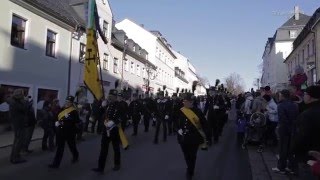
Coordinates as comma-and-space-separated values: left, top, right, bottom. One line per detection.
261, 9, 310, 92
0, 0, 83, 108
116, 19, 177, 95
285, 7, 320, 85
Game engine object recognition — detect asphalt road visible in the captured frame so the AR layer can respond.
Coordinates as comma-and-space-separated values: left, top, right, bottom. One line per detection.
0, 121, 252, 180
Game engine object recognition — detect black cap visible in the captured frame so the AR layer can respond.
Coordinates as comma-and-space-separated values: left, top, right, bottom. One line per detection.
183, 93, 194, 101
158, 91, 164, 96
109, 89, 118, 96
66, 95, 75, 103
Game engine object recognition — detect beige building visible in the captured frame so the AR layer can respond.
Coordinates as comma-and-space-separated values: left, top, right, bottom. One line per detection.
285, 7, 320, 85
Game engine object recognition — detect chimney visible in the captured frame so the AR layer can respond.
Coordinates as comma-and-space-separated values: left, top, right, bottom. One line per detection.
294, 6, 299, 20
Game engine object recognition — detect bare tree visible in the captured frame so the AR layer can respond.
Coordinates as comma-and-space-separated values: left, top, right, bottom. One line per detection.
143, 63, 158, 95
198, 75, 210, 87
224, 73, 245, 95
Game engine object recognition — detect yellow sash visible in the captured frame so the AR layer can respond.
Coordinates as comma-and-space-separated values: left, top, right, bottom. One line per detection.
180, 107, 207, 148
58, 106, 76, 121
118, 125, 129, 149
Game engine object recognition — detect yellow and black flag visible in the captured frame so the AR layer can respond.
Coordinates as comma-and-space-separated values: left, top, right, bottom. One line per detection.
83, 0, 106, 101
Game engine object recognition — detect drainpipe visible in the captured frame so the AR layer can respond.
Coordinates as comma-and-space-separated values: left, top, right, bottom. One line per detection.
67, 31, 73, 96
311, 17, 320, 84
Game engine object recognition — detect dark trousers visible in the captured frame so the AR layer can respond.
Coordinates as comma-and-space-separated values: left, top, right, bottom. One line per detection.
265, 121, 278, 146
98, 130, 121, 169
180, 143, 199, 176
120, 118, 128, 131
208, 117, 219, 142
52, 130, 79, 166
154, 118, 167, 142
167, 118, 174, 135
277, 132, 296, 171
22, 125, 35, 151
42, 128, 55, 150
10, 127, 25, 162
76, 123, 84, 140
132, 115, 141, 135
143, 114, 151, 132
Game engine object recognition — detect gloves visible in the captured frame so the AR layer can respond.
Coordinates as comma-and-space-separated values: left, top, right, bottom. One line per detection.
104, 120, 115, 128
55, 121, 60, 127
177, 129, 183, 135
165, 115, 169, 120
89, 116, 95, 122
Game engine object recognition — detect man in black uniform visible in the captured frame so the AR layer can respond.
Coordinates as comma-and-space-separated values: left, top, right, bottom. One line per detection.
118, 92, 129, 131
154, 89, 170, 144
204, 86, 217, 145
92, 89, 121, 173
177, 92, 209, 179
142, 92, 156, 132
129, 91, 143, 136
169, 92, 183, 135
49, 96, 79, 168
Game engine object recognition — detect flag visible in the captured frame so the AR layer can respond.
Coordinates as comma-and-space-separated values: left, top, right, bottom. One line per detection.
84, 0, 103, 100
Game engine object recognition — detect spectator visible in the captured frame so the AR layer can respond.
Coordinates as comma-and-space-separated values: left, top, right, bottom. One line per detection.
8, 89, 28, 164
242, 93, 253, 121
263, 94, 278, 146
252, 92, 266, 114
22, 96, 37, 153
39, 101, 55, 151
272, 89, 299, 174
308, 151, 320, 179
292, 86, 320, 179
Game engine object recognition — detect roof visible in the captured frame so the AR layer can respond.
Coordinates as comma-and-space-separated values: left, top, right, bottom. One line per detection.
293, 7, 320, 49
18, 0, 86, 28
280, 13, 310, 28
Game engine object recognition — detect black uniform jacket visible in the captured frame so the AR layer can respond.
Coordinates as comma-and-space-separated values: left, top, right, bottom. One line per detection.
57, 107, 80, 133
177, 106, 209, 145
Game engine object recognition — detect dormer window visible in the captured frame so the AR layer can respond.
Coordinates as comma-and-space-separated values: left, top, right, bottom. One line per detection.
289, 30, 297, 39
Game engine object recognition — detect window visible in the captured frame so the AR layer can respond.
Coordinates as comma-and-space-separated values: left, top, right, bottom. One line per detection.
289, 30, 297, 39
136, 64, 141, 76
156, 47, 159, 57
311, 39, 315, 55
46, 30, 57, 57
103, 53, 109, 70
142, 67, 146, 77
130, 61, 135, 74
79, 43, 86, 63
103, 20, 109, 38
113, 58, 118, 73
124, 59, 129, 71
102, 0, 106, 4
11, 15, 26, 48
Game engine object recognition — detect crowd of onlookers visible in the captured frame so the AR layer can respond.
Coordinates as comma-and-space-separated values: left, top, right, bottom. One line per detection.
234, 84, 320, 179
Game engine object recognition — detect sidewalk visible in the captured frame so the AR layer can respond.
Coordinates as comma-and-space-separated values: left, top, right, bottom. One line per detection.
248, 145, 300, 180
0, 127, 43, 148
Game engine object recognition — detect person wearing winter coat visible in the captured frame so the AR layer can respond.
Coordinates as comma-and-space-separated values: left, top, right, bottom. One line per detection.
272, 89, 299, 174
39, 101, 55, 151
8, 89, 28, 164
292, 86, 320, 179
263, 95, 278, 146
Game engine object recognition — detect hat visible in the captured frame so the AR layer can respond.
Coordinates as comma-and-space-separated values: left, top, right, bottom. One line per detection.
118, 92, 124, 97
305, 86, 320, 99
66, 95, 75, 103
172, 93, 177, 97
209, 86, 216, 91
158, 91, 164, 96
109, 89, 118, 96
183, 93, 194, 101
264, 86, 271, 91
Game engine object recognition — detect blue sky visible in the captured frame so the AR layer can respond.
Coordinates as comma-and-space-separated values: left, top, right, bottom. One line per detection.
109, 0, 320, 90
